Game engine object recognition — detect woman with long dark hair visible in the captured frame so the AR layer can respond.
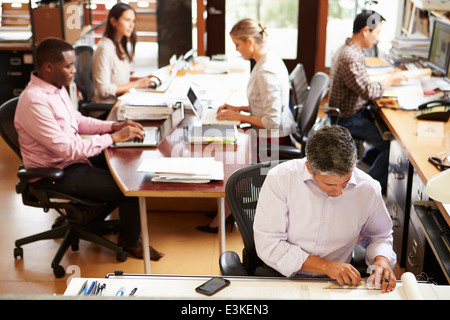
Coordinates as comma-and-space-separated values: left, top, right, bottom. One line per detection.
92, 3, 158, 103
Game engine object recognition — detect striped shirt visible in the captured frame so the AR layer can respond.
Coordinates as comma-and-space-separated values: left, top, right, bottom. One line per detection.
329, 38, 384, 119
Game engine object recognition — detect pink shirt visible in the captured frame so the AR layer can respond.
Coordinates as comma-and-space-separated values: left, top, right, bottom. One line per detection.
15, 73, 114, 169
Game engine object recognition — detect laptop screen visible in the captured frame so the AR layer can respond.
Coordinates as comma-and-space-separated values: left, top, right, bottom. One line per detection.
187, 87, 204, 119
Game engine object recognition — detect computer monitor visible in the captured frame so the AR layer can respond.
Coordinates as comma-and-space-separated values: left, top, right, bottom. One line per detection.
428, 19, 450, 75
447, 53, 450, 80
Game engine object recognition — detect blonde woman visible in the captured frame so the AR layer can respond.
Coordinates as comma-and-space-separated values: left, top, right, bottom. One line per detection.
217, 18, 296, 145
197, 19, 296, 234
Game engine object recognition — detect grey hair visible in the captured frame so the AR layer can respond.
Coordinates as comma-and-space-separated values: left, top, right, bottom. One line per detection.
305, 125, 357, 176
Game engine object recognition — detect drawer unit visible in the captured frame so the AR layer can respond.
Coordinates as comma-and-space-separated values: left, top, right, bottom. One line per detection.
386, 188, 407, 262
0, 50, 34, 82
0, 50, 34, 103
410, 170, 429, 205
405, 207, 426, 276
387, 139, 413, 211
386, 139, 413, 266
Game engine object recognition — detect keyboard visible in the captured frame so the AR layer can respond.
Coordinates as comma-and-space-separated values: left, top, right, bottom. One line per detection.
202, 108, 240, 126
115, 128, 159, 147
430, 209, 450, 250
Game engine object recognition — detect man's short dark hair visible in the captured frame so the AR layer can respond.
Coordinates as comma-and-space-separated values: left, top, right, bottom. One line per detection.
353, 10, 386, 34
305, 125, 357, 176
35, 38, 74, 69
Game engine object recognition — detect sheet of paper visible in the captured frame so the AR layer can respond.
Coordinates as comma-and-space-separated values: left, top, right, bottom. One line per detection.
383, 78, 424, 98
136, 157, 224, 182
417, 121, 444, 138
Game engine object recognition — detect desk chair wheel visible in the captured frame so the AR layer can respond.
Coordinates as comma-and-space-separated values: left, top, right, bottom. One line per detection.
14, 247, 23, 259
53, 265, 65, 278
116, 250, 127, 262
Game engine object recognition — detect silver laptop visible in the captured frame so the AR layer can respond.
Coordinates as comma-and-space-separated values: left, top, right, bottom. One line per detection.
187, 87, 240, 126
115, 103, 184, 147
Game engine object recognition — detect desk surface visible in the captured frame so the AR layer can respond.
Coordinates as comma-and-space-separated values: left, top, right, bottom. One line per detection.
106, 109, 253, 198
64, 273, 450, 300
379, 102, 450, 222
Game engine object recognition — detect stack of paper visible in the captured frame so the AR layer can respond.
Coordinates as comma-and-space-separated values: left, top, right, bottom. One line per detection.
183, 125, 239, 144
136, 157, 224, 183
389, 36, 430, 61
118, 91, 172, 120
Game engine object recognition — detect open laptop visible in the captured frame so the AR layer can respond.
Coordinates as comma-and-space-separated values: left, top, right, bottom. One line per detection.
115, 103, 184, 147
187, 87, 240, 126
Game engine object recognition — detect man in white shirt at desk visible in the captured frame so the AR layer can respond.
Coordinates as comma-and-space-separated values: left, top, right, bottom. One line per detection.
254, 125, 397, 293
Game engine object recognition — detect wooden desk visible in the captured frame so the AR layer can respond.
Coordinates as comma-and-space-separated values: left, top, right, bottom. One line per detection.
105, 107, 252, 274
378, 101, 450, 224
378, 100, 450, 281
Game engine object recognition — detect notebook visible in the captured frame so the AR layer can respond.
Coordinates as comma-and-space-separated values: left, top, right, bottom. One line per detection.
115, 103, 184, 148
187, 87, 240, 126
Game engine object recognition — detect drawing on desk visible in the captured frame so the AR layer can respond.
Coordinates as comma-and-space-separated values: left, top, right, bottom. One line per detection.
65, 272, 450, 300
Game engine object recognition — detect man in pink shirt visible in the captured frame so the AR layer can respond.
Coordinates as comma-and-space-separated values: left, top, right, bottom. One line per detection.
15, 38, 163, 261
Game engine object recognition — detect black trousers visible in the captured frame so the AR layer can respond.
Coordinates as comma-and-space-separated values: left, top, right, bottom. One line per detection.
39, 152, 141, 244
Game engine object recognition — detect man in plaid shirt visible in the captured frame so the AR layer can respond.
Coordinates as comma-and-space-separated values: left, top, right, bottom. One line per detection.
328, 10, 406, 191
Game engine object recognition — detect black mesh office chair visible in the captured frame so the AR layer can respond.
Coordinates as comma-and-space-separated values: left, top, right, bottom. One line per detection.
220, 161, 283, 276
277, 71, 330, 159
219, 161, 368, 277
289, 63, 309, 121
0, 97, 127, 278
74, 45, 113, 118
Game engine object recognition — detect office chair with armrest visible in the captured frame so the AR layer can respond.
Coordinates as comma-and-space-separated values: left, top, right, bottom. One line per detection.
289, 63, 309, 121
0, 97, 127, 278
74, 45, 114, 118
277, 71, 330, 159
219, 161, 368, 277
220, 161, 283, 276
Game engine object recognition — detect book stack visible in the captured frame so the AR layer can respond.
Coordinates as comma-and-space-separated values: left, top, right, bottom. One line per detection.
387, 36, 430, 64
118, 91, 173, 120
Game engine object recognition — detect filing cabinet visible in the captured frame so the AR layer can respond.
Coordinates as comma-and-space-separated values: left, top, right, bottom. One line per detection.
386, 139, 413, 266
0, 49, 34, 104
405, 206, 426, 275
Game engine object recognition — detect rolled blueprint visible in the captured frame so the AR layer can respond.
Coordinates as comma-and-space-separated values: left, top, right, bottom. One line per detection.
401, 272, 423, 300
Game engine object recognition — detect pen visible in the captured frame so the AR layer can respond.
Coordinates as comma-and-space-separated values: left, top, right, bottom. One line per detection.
98, 283, 106, 296
86, 281, 96, 295
77, 280, 88, 295
129, 287, 137, 296
94, 282, 102, 295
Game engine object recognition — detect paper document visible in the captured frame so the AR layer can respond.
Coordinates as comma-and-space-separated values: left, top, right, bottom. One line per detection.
118, 91, 173, 120
137, 157, 224, 183
119, 90, 169, 106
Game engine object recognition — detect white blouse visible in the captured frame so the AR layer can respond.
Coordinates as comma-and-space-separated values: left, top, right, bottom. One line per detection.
247, 51, 296, 138
92, 37, 130, 104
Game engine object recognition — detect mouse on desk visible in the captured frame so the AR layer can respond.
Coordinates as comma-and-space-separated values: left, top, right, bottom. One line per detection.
416, 99, 450, 121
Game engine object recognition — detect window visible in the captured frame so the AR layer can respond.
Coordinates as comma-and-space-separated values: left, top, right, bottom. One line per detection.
326, 0, 403, 68
225, 0, 299, 59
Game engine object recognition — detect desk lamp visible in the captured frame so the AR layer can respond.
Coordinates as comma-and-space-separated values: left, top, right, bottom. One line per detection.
426, 169, 450, 204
